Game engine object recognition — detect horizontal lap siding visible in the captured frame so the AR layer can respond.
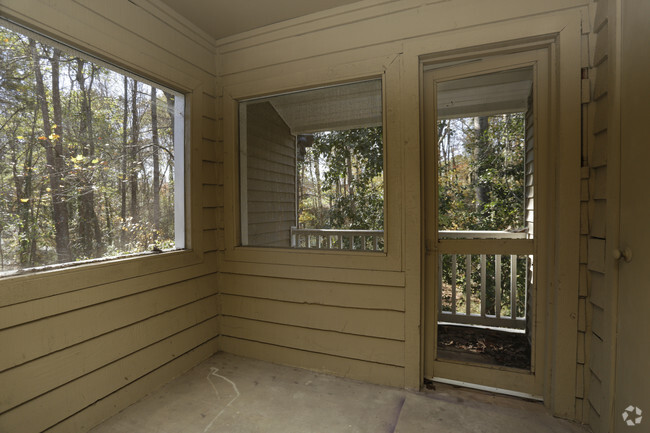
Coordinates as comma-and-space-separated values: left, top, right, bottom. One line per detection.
245, 101, 296, 248
0, 270, 220, 433
0, 1, 220, 432
216, 0, 591, 393
219, 272, 405, 386
586, 0, 612, 431
203, 92, 222, 253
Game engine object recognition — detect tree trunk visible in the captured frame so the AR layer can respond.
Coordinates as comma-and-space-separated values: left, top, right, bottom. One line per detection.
151, 86, 160, 238
29, 38, 71, 263
474, 116, 489, 212
120, 76, 128, 247
130, 80, 139, 223
313, 152, 323, 212
10, 133, 33, 266
76, 59, 102, 258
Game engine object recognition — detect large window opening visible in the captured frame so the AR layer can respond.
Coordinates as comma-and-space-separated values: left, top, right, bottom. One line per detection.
435, 68, 534, 369
0, 21, 185, 276
239, 79, 384, 251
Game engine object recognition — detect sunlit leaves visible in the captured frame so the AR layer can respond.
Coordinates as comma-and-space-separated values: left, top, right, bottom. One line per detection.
298, 127, 384, 231
438, 113, 525, 231
0, 24, 177, 272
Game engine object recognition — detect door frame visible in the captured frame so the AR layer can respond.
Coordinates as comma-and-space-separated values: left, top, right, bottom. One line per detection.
422, 48, 552, 398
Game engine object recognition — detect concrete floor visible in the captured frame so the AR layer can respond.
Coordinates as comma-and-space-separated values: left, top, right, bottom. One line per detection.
90, 353, 590, 433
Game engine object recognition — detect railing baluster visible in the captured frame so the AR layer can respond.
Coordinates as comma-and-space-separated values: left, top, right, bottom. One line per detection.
510, 254, 517, 320
525, 255, 531, 318
466, 254, 472, 316
451, 254, 457, 314
480, 254, 486, 318
290, 228, 384, 251
495, 254, 502, 318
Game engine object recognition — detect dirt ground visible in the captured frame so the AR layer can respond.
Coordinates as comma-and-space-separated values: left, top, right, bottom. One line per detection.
437, 324, 531, 369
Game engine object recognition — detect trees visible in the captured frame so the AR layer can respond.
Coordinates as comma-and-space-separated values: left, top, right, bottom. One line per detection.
0, 25, 179, 274
438, 113, 525, 231
438, 113, 527, 317
297, 127, 384, 231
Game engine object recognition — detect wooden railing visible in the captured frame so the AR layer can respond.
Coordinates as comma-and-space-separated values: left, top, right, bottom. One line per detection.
438, 230, 532, 330
290, 227, 384, 251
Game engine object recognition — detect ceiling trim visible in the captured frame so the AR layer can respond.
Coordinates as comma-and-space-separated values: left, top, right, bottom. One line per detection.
215, 0, 414, 48
131, 0, 217, 51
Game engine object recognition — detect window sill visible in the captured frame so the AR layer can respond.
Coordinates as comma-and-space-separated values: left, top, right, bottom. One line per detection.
0, 247, 206, 308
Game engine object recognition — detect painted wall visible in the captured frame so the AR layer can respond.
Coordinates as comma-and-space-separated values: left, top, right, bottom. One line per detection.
585, 1, 650, 432
217, 0, 589, 419
0, 0, 613, 430
0, 1, 221, 432
584, 0, 616, 430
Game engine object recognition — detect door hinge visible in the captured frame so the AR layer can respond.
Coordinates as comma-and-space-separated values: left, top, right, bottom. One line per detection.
581, 68, 591, 104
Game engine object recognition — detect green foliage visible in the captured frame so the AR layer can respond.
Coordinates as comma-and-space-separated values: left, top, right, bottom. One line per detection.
0, 25, 177, 273
438, 113, 529, 318
438, 114, 525, 231
297, 127, 384, 231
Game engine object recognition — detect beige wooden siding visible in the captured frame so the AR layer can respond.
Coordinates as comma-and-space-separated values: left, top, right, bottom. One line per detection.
585, 0, 615, 431
218, 0, 589, 402
0, 1, 220, 432
217, 0, 590, 405
218, 271, 406, 387
245, 102, 296, 247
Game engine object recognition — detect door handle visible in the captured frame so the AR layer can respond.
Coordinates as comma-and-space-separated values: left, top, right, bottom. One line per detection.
613, 247, 633, 263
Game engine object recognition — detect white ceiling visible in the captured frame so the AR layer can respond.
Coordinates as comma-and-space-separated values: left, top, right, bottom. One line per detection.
158, 0, 364, 41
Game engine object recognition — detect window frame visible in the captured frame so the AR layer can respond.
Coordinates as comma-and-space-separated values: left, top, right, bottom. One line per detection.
222, 57, 403, 273
0, 14, 206, 303
238, 78, 385, 251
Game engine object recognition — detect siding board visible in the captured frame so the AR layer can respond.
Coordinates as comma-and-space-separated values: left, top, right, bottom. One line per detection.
44, 339, 218, 433
202, 184, 223, 207
1, 295, 219, 413
220, 316, 404, 366
222, 294, 404, 340
0, 259, 215, 329
591, 130, 607, 168
245, 101, 296, 247
220, 337, 404, 388
0, 275, 217, 371
0, 321, 218, 433
219, 273, 404, 310
593, 59, 608, 101
593, 22, 608, 66
587, 238, 606, 273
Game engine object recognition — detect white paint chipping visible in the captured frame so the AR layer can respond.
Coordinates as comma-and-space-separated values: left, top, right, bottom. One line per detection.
204, 367, 241, 432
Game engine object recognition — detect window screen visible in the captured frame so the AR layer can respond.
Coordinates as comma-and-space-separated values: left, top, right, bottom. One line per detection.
239, 79, 384, 251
